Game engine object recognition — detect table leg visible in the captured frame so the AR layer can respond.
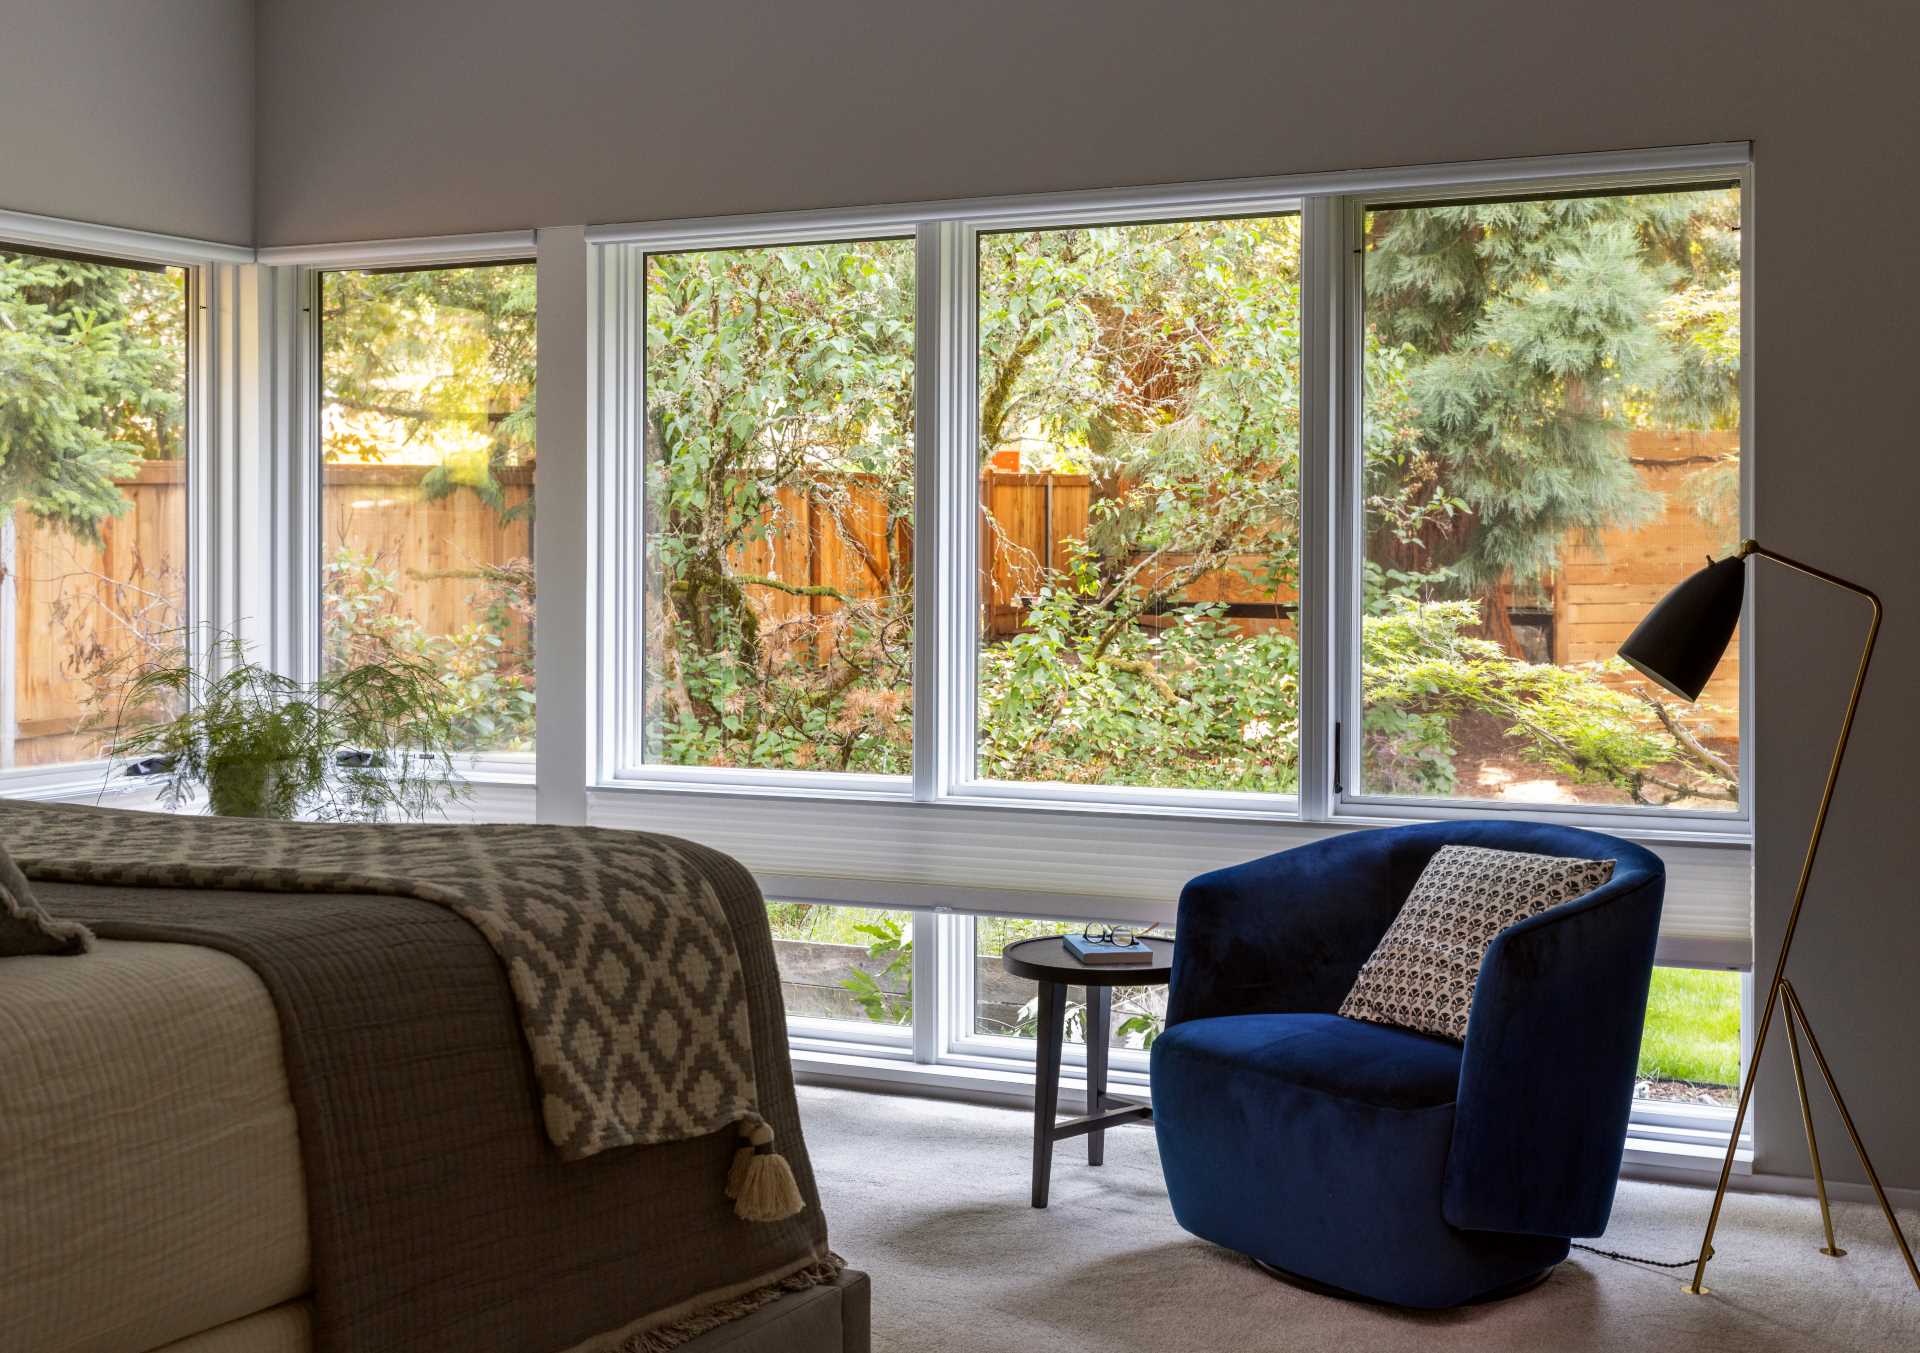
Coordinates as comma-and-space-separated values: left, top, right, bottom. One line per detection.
1031, 979, 1065, 1208
1085, 986, 1111, 1167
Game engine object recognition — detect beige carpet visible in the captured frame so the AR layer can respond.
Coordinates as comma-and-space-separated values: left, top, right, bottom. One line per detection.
798, 1084, 1920, 1352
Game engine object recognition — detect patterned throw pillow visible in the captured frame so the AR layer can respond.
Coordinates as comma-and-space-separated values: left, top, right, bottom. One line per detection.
0, 839, 93, 958
1338, 845, 1614, 1042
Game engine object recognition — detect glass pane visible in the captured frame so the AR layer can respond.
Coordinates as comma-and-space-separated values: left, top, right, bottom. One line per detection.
975, 916, 1171, 1050
320, 263, 537, 755
1, 250, 188, 767
1637, 966, 1740, 1107
766, 902, 913, 1028
1360, 186, 1742, 809
975, 216, 1302, 792
643, 240, 915, 774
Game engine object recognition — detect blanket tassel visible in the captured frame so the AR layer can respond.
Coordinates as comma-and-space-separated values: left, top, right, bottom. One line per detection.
725, 1118, 805, 1222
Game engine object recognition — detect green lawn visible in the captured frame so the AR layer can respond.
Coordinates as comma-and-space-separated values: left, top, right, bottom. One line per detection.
1639, 967, 1742, 1086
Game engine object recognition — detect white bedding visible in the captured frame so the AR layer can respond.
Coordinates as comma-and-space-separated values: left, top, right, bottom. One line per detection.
0, 940, 310, 1353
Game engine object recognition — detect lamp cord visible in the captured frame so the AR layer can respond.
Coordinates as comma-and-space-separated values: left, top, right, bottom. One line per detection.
1569, 1241, 1699, 1269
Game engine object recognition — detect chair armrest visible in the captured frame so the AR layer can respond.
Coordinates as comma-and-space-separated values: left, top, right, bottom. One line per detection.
1442, 868, 1664, 1238
1165, 831, 1407, 1026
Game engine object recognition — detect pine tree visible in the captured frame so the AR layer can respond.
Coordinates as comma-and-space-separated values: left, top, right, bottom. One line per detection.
0, 252, 184, 537
1364, 190, 1741, 595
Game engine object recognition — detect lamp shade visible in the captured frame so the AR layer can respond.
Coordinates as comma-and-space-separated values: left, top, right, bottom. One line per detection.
1616, 553, 1746, 702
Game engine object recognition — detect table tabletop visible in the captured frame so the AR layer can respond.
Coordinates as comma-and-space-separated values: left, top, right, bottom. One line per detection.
1000, 934, 1174, 986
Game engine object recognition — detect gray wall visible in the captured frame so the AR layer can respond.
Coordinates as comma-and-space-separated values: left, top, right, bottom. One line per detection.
207, 1, 1920, 1193
0, 0, 253, 244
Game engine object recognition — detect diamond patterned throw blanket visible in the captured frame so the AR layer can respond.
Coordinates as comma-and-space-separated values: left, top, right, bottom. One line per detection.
2, 801, 802, 1218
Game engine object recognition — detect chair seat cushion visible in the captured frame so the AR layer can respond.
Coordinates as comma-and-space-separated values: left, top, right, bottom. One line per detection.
1152, 1011, 1462, 1110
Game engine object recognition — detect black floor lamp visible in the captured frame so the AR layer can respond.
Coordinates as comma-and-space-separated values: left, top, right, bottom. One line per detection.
1617, 538, 1918, 1296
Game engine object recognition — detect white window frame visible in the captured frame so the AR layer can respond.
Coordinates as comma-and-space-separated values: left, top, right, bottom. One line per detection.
586, 144, 1755, 937
1330, 173, 1756, 832
270, 231, 541, 785
0, 208, 249, 801
597, 220, 921, 803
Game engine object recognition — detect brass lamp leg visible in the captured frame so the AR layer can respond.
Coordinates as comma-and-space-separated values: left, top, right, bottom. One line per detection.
1781, 983, 1920, 1291
1781, 981, 1844, 1257
1686, 978, 1776, 1294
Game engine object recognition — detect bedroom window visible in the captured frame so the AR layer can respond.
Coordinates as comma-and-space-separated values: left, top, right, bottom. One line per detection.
0, 246, 189, 770
638, 238, 916, 779
1353, 183, 1743, 815
319, 261, 538, 759
972, 214, 1303, 796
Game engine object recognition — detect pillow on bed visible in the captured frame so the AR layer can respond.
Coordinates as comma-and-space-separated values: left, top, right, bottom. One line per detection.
1, 841, 92, 957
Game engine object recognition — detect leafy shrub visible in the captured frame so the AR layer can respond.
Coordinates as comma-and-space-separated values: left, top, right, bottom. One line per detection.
323, 547, 535, 753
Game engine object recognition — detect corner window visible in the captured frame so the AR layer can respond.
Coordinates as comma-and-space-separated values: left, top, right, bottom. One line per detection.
0, 247, 189, 769
319, 262, 537, 757
1357, 185, 1742, 812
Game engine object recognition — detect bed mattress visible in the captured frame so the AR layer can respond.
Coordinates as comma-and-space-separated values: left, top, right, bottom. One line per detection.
0, 939, 310, 1353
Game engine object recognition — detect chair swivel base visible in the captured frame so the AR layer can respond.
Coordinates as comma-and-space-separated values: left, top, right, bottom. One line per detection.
1253, 1258, 1557, 1307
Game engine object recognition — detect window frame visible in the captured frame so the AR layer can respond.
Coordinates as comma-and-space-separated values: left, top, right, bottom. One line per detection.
292, 235, 541, 783
602, 222, 922, 800
592, 143, 1755, 843
1331, 178, 1755, 831
0, 209, 245, 797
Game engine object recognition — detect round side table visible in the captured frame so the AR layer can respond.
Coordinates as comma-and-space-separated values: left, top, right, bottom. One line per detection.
1001, 935, 1174, 1208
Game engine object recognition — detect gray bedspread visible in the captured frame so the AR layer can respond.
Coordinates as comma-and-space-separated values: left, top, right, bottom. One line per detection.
32, 831, 834, 1353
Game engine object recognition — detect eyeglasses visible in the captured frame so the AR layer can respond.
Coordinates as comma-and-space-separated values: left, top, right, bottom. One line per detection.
1082, 922, 1158, 948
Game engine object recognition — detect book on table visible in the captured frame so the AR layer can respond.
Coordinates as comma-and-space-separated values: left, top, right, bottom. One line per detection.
1062, 934, 1154, 966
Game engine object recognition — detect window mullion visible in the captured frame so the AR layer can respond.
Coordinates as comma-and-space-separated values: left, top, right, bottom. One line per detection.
912, 223, 944, 803
909, 907, 943, 1064
925, 220, 976, 800
1297, 197, 1341, 822
1331, 196, 1369, 812
290, 266, 325, 685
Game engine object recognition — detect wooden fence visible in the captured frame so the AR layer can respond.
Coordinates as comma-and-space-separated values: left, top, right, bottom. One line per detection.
7, 430, 1736, 766
1558, 429, 1741, 719
5, 461, 533, 768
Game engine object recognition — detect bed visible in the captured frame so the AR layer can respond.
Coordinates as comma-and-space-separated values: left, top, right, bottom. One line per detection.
0, 805, 868, 1353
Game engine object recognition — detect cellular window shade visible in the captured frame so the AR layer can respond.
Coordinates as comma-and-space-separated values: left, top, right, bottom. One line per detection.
586, 791, 1754, 970
1647, 842, 1752, 970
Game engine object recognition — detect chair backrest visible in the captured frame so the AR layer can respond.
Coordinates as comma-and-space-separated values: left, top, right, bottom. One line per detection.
1370, 819, 1664, 923
1166, 820, 1663, 1028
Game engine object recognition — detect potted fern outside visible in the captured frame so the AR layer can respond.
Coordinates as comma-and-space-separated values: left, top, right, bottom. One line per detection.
95, 636, 469, 822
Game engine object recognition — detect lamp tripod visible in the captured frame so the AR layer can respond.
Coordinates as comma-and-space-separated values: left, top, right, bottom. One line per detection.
1672, 542, 1916, 1296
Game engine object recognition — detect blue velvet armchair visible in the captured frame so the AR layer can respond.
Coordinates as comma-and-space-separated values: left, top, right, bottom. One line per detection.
1150, 820, 1665, 1308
